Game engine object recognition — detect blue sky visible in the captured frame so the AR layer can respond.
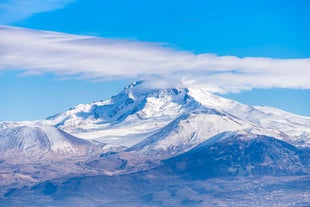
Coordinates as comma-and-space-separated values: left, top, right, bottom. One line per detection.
0, 0, 309, 121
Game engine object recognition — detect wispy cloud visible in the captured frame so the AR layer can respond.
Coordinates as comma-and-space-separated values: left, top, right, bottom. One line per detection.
0, 26, 309, 93
0, 0, 74, 24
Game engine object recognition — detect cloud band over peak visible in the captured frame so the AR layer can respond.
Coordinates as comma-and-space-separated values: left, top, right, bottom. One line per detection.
0, 26, 309, 93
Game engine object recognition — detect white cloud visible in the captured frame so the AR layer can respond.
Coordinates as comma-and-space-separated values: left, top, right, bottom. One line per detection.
0, 0, 74, 24
0, 26, 310, 93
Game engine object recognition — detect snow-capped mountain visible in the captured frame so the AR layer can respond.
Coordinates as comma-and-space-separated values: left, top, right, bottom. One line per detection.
1, 80, 310, 159
1, 80, 310, 206
0, 125, 99, 162
40, 81, 202, 148
128, 111, 251, 158
32, 80, 309, 152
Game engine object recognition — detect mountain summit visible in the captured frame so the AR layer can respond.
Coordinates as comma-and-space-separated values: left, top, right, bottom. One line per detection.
1, 80, 309, 157
37, 81, 310, 152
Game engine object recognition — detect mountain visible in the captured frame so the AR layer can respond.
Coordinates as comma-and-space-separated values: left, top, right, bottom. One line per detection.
161, 132, 310, 179
0, 125, 99, 162
1, 81, 310, 206
40, 81, 202, 148
35, 81, 310, 151
1, 80, 309, 160
128, 111, 251, 159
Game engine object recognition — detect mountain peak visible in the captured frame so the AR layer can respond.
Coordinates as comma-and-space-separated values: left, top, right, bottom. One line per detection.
10, 80, 308, 149
122, 79, 188, 97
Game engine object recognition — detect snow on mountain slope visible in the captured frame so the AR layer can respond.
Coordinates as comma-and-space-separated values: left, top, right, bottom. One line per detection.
40, 81, 202, 147
128, 110, 252, 158
188, 87, 310, 147
1, 81, 310, 205
253, 105, 310, 138
2, 81, 309, 150
36, 81, 310, 149
0, 125, 99, 162
128, 91, 310, 159
0, 121, 34, 130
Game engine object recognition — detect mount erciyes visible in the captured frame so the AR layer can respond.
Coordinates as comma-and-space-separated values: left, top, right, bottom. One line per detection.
1, 81, 310, 207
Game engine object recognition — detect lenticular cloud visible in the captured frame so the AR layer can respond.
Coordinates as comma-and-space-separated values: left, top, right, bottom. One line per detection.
0, 26, 309, 93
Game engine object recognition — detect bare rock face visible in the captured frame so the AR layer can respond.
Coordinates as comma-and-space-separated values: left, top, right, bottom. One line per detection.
162, 133, 310, 179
